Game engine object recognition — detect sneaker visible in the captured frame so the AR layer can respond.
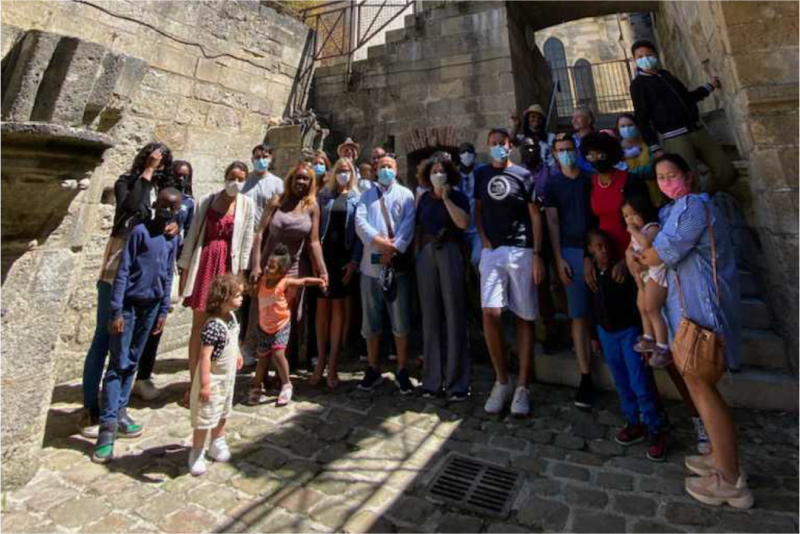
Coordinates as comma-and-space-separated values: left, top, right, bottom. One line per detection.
92, 426, 116, 464
484, 381, 512, 414
396, 368, 414, 395
446, 391, 469, 402
421, 389, 440, 399
357, 367, 383, 391
574, 375, 594, 410
208, 437, 231, 462
77, 409, 100, 439
388, 353, 398, 362
188, 448, 207, 476
132, 378, 161, 401
648, 346, 673, 368
692, 417, 711, 455
510, 387, 531, 417
614, 424, 646, 446
646, 431, 667, 462
117, 409, 143, 438
633, 336, 656, 353
685, 471, 754, 509
685, 454, 718, 477
276, 384, 293, 407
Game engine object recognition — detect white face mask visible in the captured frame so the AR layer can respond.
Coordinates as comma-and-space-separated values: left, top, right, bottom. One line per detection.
430, 172, 448, 188
336, 172, 350, 186
225, 180, 243, 197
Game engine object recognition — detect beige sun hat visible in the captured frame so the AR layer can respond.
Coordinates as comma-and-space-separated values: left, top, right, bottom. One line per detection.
524, 104, 546, 119
336, 137, 361, 157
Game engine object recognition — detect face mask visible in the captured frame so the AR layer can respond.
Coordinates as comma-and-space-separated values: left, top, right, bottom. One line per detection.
430, 172, 448, 188
659, 178, 690, 200
521, 147, 540, 167
624, 146, 642, 159
336, 172, 350, 186
225, 180, 243, 197
377, 168, 396, 186
154, 207, 174, 224
557, 150, 577, 168
253, 158, 270, 172
619, 125, 639, 140
594, 159, 615, 173
636, 56, 659, 71
490, 145, 509, 162
313, 163, 326, 177
460, 152, 475, 167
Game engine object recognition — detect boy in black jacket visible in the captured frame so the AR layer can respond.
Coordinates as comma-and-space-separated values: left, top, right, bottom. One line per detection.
629, 40, 736, 192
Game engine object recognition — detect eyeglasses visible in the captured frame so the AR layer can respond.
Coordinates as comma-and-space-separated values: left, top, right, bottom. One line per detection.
585, 151, 608, 162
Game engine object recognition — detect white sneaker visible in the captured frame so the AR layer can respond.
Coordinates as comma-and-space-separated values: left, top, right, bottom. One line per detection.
208, 437, 231, 462
484, 381, 512, 414
132, 379, 161, 401
510, 387, 531, 417
188, 448, 207, 476
693, 417, 711, 455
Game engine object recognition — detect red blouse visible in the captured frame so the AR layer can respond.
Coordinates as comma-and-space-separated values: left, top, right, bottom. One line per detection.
591, 169, 631, 260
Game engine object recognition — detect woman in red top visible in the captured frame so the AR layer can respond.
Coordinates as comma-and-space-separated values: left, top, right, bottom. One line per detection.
581, 131, 649, 288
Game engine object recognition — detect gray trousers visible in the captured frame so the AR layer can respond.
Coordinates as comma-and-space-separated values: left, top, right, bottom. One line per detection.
416, 241, 470, 395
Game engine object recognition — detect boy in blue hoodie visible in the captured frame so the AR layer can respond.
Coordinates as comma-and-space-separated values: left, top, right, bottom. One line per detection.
93, 188, 182, 463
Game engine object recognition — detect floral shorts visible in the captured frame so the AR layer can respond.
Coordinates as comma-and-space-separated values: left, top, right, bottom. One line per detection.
255, 322, 291, 356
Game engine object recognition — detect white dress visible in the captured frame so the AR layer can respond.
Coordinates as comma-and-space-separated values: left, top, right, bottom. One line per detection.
633, 222, 668, 287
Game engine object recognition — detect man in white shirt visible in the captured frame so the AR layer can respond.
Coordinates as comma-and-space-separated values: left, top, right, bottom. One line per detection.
354, 156, 416, 394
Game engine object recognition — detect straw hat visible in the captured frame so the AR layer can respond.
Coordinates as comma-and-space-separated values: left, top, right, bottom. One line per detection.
524, 104, 546, 119
336, 137, 361, 157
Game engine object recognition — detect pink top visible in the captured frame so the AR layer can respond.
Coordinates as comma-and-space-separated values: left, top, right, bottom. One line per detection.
258, 278, 291, 334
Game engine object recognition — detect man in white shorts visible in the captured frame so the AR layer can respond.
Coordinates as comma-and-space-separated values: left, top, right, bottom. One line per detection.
474, 127, 545, 417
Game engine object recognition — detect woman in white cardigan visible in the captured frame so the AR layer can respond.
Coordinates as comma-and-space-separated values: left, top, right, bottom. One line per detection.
178, 161, 255, 404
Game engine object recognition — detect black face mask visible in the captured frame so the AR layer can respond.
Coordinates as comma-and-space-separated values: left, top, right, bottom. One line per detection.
521, 148, 540, 168
153, 207, 175, 230
594, 159, 615, 173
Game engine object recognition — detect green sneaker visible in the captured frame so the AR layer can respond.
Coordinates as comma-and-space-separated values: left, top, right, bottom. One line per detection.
118, 409, 143, 438
92, 427, 115, 464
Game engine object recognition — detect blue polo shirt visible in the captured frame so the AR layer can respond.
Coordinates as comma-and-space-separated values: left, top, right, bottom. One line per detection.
542, 169, 594, 250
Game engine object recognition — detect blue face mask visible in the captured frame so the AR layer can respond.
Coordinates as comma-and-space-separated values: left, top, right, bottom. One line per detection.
490, 145, 509, 162
636, 56, 659, 71
253, 158, 270, 172
313, 163, 327, 177
619, 125, 639, 140
557, 150, 578, 168
377, 167, 396, 186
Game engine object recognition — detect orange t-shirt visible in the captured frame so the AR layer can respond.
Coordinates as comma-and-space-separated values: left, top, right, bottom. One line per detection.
258, 278, 291, 334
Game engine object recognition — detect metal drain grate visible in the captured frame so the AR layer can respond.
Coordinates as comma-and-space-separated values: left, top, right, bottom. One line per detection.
425, 454, 521, 518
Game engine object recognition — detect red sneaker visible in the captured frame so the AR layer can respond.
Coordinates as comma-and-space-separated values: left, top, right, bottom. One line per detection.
646, 431, 667, 462
614, 424, 646, 446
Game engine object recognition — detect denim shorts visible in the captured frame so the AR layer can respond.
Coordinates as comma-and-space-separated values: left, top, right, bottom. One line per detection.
562, 247, 590, 319
255, 322, 291, 355
360, 273, 411, 338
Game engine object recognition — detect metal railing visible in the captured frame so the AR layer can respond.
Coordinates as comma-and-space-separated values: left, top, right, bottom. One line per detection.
551, 59, 634, 117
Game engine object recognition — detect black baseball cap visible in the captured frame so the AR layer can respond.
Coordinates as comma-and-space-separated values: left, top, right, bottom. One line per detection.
488, 127, 510, 139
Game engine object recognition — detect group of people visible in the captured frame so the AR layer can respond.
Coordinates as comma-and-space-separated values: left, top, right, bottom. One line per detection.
77, 39, 753, 508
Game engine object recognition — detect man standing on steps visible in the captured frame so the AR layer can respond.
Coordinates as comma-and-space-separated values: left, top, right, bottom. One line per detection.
474, 127, 545, 417
630, 39, 736, 193
240, 143, 284, 366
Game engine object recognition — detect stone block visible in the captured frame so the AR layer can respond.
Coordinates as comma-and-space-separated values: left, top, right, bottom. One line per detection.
516, 497, 569, 531
550, 462, 590, 481
572, 512, 627, 533
612, 494, 658, 516
564, 486, 609, 509
664, 502, 720, 527
435, 513, 482, 533
1, 29, 61, 122
596, 471, 633, 491
151, 45, 198, 77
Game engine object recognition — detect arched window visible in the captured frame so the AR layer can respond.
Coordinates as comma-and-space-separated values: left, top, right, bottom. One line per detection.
543, 37, 573, 115
573, 58, 597, 111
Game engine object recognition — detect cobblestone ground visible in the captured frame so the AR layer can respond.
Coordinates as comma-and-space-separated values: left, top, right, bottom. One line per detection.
2, 350, 798, 533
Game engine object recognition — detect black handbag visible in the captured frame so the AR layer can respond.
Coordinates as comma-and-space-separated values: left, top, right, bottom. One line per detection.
376, 189, 412, 300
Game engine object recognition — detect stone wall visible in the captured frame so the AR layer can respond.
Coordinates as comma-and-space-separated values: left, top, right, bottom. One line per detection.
655, 0, 799, 372
1, 0, 311, 380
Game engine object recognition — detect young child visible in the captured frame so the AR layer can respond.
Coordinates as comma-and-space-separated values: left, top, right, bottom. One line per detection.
622, 194, 671, 367
587, 228, 666, 462
248, 244, 325, 406
188, 273, 244, 476
93, 188, 181, 464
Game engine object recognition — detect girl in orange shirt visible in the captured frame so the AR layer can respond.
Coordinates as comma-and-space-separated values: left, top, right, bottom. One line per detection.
249, 243, 325, 406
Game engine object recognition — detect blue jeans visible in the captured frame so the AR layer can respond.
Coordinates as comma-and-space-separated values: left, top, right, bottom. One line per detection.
100, 300, 160, 427
597, 325, 662, 434
562, 247, 590, 319
82, 281, 113, 417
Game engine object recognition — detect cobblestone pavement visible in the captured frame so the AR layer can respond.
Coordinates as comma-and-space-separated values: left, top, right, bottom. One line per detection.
2, 350, 798, 533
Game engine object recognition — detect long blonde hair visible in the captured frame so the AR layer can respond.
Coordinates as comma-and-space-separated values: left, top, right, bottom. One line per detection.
282, 162, 317, 209
328, 157, 357, 193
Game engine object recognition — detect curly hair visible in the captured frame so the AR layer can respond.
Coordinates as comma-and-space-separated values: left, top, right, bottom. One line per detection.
205, 273, 244, 315
580, 131, 624, 166
417, 154, 461, 189
129, 142, 173, 179
268, 243, 292, 275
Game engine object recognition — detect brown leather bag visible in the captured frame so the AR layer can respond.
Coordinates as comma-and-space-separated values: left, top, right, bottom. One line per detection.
671, 203, 725, 385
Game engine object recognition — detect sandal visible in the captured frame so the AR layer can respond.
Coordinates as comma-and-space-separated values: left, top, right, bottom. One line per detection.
248, 387, 268, 405
308, 371, 323, 387
276, 385, 293, 407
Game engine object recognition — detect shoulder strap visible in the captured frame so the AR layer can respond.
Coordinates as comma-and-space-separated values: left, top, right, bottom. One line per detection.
673, 200, 719, 314
376, 187, 395, 239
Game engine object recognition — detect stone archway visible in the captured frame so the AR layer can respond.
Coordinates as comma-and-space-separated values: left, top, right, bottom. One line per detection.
401, 126, 469, 187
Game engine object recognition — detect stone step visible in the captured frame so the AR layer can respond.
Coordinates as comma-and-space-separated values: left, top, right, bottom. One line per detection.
367, 43, 387, 59
739, 269, 758, 297
533, 350, 798, 412
741, 296, 772, 330
742, 328, 787, 370
385, 28, 407, 44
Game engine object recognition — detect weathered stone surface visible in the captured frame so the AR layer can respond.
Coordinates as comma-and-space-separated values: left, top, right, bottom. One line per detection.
435, 513, 482, 533
48, 498, 111, 529
551, 462, 591, 481
664, 502, 721, 527
571, 511, 627, 533
564, 486, 609, 509
596, 471, 634, 491
516, 497, 569, 531
612, 494, 658, 517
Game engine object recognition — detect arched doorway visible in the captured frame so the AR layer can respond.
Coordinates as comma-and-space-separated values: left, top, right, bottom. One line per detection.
572, 58, 598, 111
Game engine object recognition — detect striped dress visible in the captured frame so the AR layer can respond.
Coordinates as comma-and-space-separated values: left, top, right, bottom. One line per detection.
653, 193, 742, 370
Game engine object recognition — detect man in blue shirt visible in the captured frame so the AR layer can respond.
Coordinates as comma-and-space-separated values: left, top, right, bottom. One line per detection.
93, 188, 181, 464
354, 155, 416, 394
475, 127, 545, 417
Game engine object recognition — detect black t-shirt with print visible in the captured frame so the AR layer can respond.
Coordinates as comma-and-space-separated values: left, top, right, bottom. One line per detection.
200, 317, 233, 361
474, 163, 536, 249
